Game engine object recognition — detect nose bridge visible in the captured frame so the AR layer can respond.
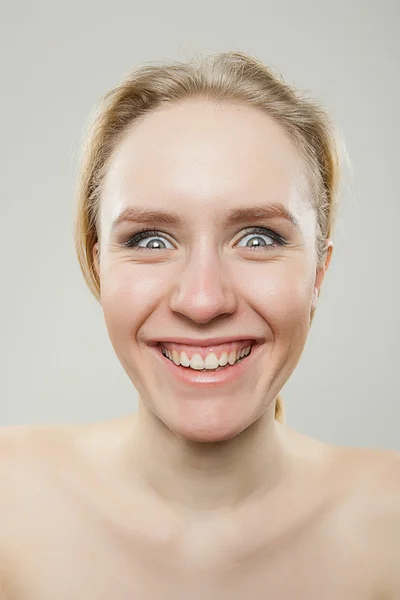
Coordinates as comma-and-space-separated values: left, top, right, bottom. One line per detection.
169, 241, 237, 323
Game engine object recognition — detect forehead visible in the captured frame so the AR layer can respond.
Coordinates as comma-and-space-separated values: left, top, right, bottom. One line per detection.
100, 99, 309, 229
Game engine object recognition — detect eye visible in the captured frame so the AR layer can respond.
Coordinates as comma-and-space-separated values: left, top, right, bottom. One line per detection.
124, 229, 175, 250
236, 227, 286, 250
123, 226, 287, 251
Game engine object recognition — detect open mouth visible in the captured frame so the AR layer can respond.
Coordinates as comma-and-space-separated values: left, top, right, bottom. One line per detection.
158, 342, 254, 372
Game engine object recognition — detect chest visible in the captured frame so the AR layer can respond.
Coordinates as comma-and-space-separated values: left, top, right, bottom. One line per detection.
9, 500, 381, 600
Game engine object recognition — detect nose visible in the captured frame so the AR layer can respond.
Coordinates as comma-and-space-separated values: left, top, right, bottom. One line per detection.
168, 250, 238, 324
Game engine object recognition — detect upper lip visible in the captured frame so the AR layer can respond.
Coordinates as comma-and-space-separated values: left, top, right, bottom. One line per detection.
148, 336, 262, 347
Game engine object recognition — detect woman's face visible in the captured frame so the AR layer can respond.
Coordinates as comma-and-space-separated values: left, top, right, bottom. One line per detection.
94, 99, 331, 442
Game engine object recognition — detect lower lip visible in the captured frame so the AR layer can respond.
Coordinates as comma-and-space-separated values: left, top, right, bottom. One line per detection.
151, 343, 263, 387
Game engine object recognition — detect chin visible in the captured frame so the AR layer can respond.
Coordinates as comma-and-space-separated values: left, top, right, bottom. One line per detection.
175, 425, 243, 443
161, 407, 254, 443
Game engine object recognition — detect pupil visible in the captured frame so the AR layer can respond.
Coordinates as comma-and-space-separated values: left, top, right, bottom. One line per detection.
149, 240, 164, 249
248, 237, 265, 247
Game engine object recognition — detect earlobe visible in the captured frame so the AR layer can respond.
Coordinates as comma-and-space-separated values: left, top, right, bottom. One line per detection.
311, 286, 320, 313
324, 239, 334, 272
312, 239, 334, 312
93, 242, 100, 278
93, 242, 102, 305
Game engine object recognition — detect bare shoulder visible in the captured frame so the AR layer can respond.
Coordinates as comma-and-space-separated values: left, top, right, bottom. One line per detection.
334, 445, 400, 598
0, 424, 81, 594
0, 418, 126, 518
0, 418, 135, 597
0, 423, 76, 521
0, 417, 133, 501
0, 425, 91, 600
337, 445, 400, 506
0, 422, 79, 476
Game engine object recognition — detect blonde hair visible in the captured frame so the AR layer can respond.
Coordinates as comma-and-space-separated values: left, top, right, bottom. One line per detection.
74, 50, 342, 424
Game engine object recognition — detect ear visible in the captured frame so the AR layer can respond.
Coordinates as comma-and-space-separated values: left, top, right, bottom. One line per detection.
93, 242, 100, 279
311, 240, 334, 312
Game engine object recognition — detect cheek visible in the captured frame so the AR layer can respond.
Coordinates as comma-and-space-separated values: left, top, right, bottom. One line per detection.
239, 262, 314, 333
100, 259, 314, 341
100, 263, 170, 334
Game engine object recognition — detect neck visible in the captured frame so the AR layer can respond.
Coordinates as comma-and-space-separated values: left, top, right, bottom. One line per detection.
127, 399, 293, 515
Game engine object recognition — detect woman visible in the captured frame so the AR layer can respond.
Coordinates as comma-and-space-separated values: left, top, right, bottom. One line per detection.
0, 51, 399, 599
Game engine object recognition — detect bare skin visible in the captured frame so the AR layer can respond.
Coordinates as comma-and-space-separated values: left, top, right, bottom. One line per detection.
0, 418, 399, 600
2, 99, 399, 597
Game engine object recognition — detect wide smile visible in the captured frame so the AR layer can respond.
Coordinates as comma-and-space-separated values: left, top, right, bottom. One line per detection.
151, 340, 263, 386
160, 342, 254, 371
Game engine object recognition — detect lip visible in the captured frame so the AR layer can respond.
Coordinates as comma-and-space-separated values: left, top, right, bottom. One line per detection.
147, 336, 263, 347
150, 341, 264, 387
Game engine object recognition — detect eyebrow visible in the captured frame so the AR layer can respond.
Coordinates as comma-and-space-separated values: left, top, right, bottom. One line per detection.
111, 202, 300, 231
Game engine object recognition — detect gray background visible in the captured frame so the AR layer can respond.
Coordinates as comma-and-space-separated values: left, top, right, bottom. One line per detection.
1, 1, 398, 450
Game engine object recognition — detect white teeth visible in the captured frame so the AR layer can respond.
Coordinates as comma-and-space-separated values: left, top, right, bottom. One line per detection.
161, 344, 253, 370
189, 353, 204, 370
204, 353, 219, 370
228, 351, 236, 366
179, 351, 190, 367
219, 352, 228, 366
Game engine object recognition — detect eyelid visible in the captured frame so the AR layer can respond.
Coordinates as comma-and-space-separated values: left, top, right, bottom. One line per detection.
235, 226, 286, 244
122, 228, 174, 249
122, 226, 288, 250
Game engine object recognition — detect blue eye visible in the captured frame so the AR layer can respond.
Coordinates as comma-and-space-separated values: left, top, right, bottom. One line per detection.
124, 227, 286, 251
236, 227, 286, 250
124, 230, 174, 250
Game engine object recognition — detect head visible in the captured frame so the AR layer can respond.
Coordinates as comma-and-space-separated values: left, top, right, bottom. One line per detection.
74, 51, 340, 442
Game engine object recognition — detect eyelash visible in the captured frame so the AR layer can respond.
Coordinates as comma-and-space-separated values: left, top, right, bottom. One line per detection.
123, 227, 288, 251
